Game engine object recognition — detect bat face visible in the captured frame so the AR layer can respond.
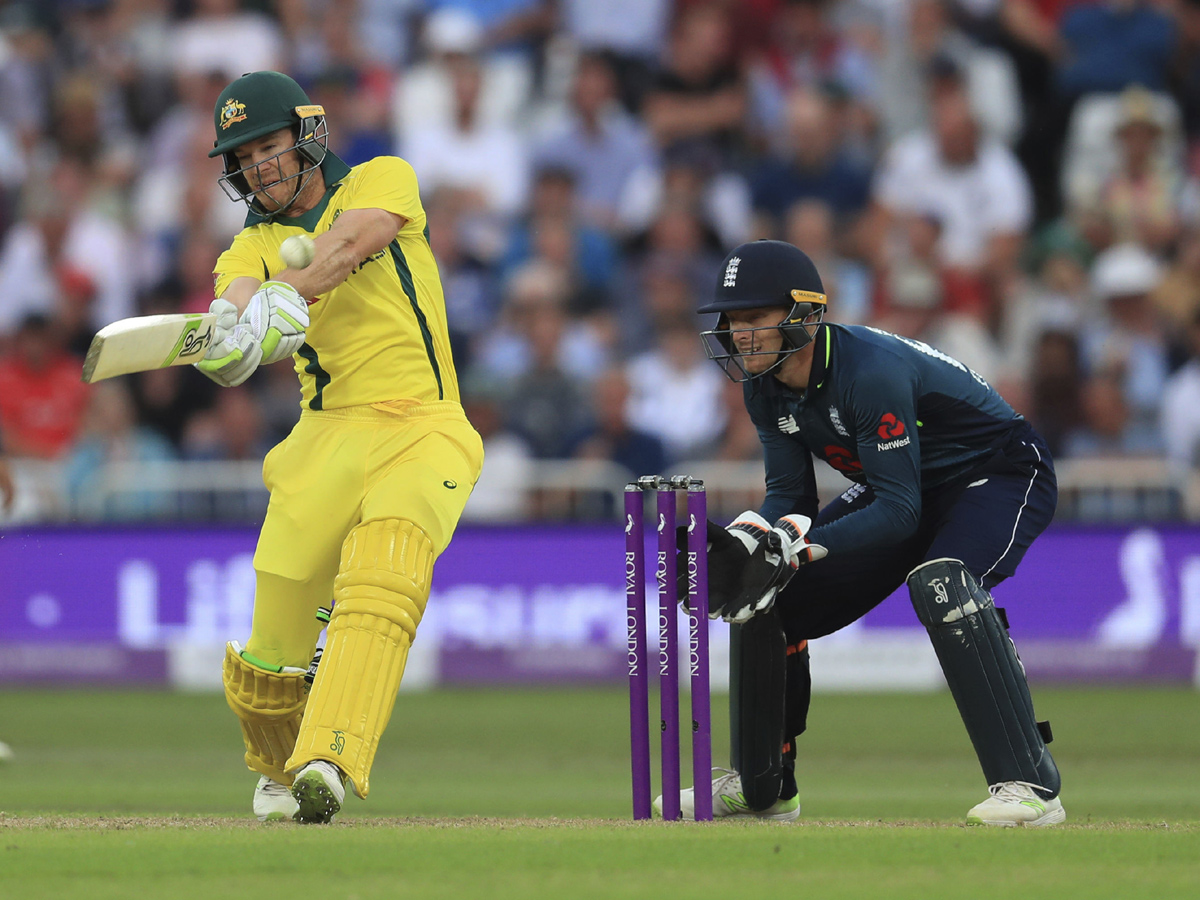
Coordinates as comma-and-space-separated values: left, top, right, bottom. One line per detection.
81, 313, 219, 383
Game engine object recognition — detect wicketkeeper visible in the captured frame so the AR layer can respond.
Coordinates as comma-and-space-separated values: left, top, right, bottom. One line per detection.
200, 71, 483, 823
656, 240, 1064, 826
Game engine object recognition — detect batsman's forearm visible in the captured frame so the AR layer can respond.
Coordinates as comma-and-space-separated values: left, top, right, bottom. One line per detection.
277, 209, 405, 299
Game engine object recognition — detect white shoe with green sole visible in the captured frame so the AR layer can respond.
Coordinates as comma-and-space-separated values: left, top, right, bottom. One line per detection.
654, 768, 801, 821
253, 776, 298, 822
291, 760, 346, 824
967, 781, 1065, 827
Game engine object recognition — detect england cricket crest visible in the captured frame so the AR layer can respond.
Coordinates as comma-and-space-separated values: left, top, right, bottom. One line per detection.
829, 405, 849, 437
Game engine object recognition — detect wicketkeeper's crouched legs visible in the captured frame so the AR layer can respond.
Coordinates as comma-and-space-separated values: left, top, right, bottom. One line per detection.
730, 610, 812, 811
908, 558, 1060, 798
286, 517, 434, 798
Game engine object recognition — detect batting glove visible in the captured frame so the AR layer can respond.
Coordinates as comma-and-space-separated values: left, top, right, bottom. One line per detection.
719, 514, 827, 625
240, 280, 309, 364
195, 298, 263, 387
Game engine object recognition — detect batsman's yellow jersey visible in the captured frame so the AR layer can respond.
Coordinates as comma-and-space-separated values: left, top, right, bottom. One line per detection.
213, 154, 456, 408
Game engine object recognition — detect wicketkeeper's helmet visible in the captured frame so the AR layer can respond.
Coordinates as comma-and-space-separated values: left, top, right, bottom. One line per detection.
698, 240, 828, 382
209, 71, 329, 217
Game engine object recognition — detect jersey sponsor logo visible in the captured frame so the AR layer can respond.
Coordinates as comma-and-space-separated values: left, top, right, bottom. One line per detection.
829, 406, 848, 437
777, 414, 800, 434
876, 413, 905, 440
877, 435, 911, 451
823, 444, 862, 474
723, 255, 741, 287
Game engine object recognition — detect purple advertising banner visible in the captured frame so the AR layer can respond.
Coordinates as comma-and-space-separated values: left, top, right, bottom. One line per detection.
1, 524, 1198, 685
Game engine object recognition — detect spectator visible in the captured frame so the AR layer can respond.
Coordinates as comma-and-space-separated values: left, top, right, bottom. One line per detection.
558, 0, 672, 112
401, 40, 530, 217
393, 6, 532, 137
625, 315, 727, 463
0, 157, 136, 333
472, 259, 610, 384
573, 367, 667, 478
1027, 329, 1085, 460
460, 377, 534, 521
1000, 225, 1091, 396
181, 388, 273, 462
501, 166, 619, 313
64, 380, 177, 519
501, 298, 592, 459
871, 84, 1032, 292
744, 0, 877, 142
533, 51, 658, 230
1065, 366, 1161, 457
1080, 242, 1170, 448
875, 0, 1022, 146
619, 145, 753, 251
1070, 86, 1184, 254
425, 187, 500, 367
748, 88, 873, 233
308, 65, 392, 168
1160, 310, 1200, 471
783, 198, 872, 324
0, 313, 89, 459
642, 3, 745, 167
1057, 0, 1176, 98
1022, 0, 1177, 222
169, 0, 283, 82
1153, 227, 1200, 338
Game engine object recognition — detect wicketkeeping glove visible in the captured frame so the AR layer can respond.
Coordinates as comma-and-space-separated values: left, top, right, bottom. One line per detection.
240, 280, 309, 364
720, 514, 828, 625
195, 298, 263, 387
676, 510, 773, 616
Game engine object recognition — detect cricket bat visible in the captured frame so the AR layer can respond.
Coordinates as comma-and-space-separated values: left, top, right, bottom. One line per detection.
81, 313, 218, 383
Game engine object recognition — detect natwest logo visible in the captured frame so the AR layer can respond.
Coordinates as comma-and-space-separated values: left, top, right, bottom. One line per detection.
876, 413, 905, 440
823, 444, 862, 474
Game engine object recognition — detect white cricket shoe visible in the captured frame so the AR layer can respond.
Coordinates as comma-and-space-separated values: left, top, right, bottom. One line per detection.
291, 760, 346, 824
654, 768, 801, 822
966, 781, 1065, 827
252, 775, 298, 822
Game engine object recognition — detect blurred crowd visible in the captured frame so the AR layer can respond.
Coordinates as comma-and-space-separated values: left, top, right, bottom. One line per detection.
3, 0, 1200, 521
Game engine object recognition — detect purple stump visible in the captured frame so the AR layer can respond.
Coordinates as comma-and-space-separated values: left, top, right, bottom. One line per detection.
625, 484, 651, 820
687, 481, 713, 821
657, 481, 681, 820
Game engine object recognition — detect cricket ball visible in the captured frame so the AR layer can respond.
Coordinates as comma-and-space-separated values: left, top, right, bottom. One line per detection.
280, 234, 316, 269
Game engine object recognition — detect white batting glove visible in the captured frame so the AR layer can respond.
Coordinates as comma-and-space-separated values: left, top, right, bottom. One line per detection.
195, 298, 263, 387
240, 281, 309, 364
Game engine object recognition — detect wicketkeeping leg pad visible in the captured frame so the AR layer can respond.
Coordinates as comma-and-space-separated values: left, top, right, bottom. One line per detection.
223, 643, 309, 785
908, 558, 1060, 797
287, 518, 435, 798
729, 610, 788, 811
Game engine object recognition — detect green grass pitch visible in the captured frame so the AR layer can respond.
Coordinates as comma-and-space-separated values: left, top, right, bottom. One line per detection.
1, 686, 1197, 898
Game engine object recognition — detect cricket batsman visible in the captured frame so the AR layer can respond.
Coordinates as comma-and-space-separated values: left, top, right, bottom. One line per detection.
657, 240, 1064, 826
198, 71, 483, 823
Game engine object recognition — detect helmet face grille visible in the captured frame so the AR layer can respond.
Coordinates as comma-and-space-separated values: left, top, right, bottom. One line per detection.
700, 303, 825, 383
218, 116, 329, 217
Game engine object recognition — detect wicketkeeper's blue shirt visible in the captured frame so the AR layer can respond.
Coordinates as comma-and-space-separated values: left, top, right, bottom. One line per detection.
746, 323, 1026, 555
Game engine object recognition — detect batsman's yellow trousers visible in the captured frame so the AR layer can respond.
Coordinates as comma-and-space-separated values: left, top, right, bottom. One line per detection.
245, 400, 483, 669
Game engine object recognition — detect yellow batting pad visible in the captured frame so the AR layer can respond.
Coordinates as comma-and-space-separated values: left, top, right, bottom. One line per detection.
288, 518, 435, 797
222, 643, 308, 785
